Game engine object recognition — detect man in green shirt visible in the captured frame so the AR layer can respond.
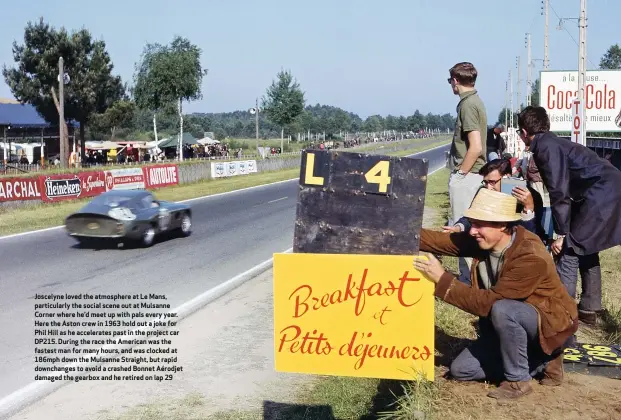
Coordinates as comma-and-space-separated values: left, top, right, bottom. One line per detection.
447, 62, 488, 284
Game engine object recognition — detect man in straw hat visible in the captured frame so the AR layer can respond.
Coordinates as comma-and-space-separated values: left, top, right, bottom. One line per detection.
413, 188, 578, 400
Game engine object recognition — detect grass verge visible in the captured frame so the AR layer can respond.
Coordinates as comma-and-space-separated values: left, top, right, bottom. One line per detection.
0, 139, 449, 236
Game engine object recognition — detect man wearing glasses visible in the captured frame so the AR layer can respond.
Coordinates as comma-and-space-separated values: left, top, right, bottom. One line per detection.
444, 159, 538, 272
447, 62, 488, 284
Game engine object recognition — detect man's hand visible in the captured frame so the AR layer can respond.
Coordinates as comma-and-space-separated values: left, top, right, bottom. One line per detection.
551, 236, 564, 256
442, 225, 462, 233
413, 252, 446, 284
512, 186, 534, 211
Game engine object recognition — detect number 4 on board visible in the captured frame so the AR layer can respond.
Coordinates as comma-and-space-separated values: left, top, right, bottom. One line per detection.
364, 160, 391, 193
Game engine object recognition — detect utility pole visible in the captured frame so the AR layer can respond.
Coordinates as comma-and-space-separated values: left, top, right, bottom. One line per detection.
543, 0, 549, 69
59, 57, 67, 169
510, 70, 514, 129
577, 0, 587, 145
255, 97, 259, 141
516, 56, 522, 113
505, 78, 509, 130
526, 33, 532, 106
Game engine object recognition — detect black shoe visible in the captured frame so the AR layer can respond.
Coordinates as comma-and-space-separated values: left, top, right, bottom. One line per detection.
578, 309, 597, 325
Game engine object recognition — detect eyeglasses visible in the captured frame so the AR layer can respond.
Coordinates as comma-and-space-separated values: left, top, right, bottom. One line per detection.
447, 77, 453, 84
482, 179, 501, 187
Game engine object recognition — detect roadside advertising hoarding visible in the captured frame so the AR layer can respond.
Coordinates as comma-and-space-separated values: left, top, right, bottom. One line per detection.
211, 160, 258, 179
142, 164, 179, 189
540, 70, 621, 132
41, 171, 107, 202
0, 177, 41, 202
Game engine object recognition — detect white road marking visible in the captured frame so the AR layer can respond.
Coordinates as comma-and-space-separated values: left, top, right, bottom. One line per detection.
267, 196, 288, 204
0, 142, 450, 241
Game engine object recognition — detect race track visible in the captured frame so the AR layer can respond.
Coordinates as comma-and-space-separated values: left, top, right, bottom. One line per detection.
0, 142, 449, 401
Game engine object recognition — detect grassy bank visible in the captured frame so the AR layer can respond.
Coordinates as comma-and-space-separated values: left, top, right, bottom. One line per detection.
0, 139, 449, 236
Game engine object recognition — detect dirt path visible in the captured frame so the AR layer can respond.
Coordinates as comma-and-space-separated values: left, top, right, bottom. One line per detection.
429, 364, 621, 420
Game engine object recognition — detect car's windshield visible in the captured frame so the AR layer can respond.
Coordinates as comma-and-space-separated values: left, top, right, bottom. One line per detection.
94, 195, 134, 208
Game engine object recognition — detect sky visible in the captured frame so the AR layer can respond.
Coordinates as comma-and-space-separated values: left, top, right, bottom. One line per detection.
1, 0, 619, 122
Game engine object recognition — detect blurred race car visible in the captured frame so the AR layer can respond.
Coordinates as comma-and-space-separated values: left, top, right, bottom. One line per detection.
65, 190, 192, 247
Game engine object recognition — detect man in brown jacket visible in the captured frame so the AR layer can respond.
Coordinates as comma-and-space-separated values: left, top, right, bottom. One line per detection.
414, 188, 578, 400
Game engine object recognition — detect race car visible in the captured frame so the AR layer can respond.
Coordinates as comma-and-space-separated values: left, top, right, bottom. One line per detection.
64, 190, 192, 247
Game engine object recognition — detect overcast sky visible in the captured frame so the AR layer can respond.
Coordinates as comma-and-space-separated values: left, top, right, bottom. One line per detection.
1, 0, 619, 120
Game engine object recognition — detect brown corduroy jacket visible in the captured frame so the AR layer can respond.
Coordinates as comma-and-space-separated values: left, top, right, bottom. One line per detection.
421, 226, 578, 355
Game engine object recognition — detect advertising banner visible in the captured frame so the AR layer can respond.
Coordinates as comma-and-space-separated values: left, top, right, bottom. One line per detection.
211, 160, 259, 179
273, 253, 435, 381
540, 70, 621, 132
142, 164, 179, 189
0, 176, 41, 202
0, 163, 181, 204
105, 168, 145, 191
40, 171, 107, 202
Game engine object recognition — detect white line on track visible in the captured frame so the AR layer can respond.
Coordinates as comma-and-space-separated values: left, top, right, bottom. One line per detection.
0, 142, 449, 242
267, 196, 288, 204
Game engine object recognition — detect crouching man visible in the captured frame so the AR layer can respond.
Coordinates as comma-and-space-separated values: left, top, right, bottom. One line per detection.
413, 188, 578, 400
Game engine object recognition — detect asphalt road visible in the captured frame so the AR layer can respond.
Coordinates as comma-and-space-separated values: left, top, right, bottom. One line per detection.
0, 142, 449, 401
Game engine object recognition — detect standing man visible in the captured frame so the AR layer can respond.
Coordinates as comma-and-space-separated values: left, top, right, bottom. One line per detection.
517, 106, 621, 325
447, 62, 488, 282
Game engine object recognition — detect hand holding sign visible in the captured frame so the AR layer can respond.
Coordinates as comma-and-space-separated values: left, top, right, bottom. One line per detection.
413, 253, 444, 284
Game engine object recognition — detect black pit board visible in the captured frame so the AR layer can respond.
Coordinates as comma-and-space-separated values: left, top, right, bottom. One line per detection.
563, 342, 621, 379
293, 149, 428, 255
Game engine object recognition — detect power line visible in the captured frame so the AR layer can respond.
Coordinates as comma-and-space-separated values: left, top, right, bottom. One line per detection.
549, 1, 598, 68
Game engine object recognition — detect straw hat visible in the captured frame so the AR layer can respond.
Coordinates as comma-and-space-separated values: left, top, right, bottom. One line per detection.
463, 188, 521, 222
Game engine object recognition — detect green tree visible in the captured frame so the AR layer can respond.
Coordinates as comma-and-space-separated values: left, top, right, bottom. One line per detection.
132, 37, 207, 159
600, 44, 621, 69
2, 17, 123, 167
261, 69, 305, 150
91, 99, 137, 139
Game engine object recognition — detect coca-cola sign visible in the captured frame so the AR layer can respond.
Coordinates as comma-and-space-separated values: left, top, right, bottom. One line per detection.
541, 70, 621, 132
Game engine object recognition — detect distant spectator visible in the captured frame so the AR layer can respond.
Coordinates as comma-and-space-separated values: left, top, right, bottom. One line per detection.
487, 123, 506, 160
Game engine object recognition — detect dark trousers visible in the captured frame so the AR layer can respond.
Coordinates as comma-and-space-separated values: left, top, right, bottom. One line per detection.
555, 244, 602, 312
450, 300, 555, 383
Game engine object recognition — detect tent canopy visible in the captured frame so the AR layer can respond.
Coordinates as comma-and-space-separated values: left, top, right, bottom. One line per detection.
159, 132, 197, 148
197, 136, 220, 145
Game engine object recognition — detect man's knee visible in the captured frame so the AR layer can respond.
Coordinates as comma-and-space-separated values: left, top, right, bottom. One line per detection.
449, 357, 480, 381
489, 300, 514, 327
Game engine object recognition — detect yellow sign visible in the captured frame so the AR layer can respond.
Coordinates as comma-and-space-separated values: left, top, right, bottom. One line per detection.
273, 253, 435, 381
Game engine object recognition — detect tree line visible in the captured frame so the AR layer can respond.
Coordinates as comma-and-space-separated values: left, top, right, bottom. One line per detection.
92, 103, 456, 143
1, 18, 456, 168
